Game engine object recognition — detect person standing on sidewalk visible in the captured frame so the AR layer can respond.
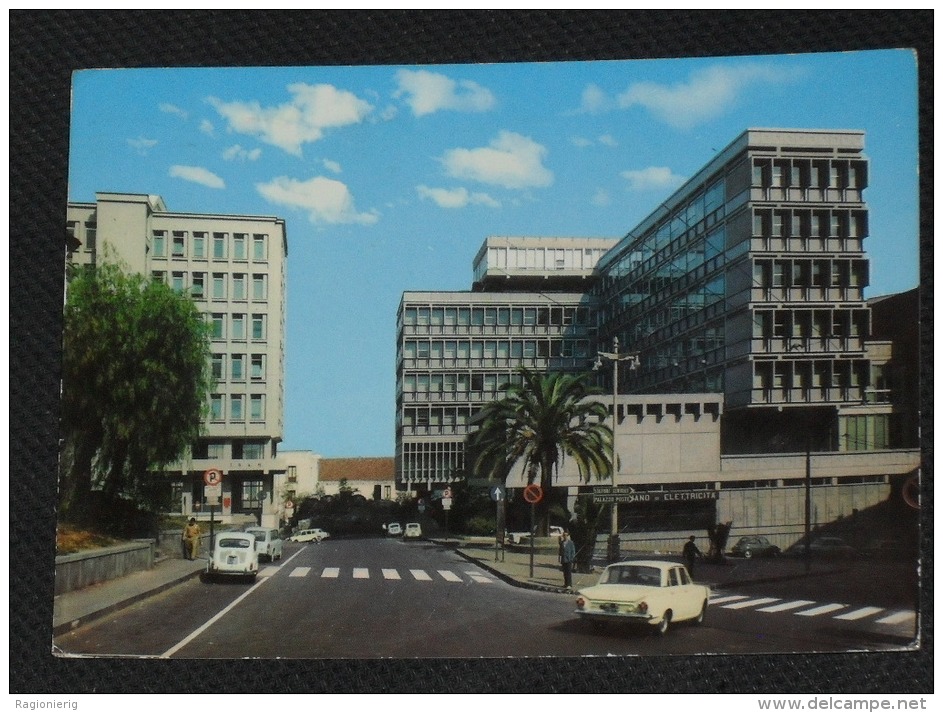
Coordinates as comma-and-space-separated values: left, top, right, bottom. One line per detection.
182, 518, 201, 560
560, 530, 577, 590
683, 535, 703, 576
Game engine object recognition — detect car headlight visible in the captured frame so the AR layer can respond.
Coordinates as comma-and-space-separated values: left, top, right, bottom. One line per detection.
638, 601, 648, 614
576, 597, 586, 609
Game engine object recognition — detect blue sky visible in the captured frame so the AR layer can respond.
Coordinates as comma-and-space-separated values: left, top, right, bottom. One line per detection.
67, 49, 919, 457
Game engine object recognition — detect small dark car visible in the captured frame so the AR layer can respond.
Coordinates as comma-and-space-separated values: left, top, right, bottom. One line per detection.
730, 536, 781, 558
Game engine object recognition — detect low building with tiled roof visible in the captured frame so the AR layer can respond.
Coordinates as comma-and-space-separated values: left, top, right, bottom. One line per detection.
320, 457, 396, 500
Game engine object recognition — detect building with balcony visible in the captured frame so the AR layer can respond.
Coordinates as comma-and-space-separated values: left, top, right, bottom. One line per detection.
67, 192, 288, 527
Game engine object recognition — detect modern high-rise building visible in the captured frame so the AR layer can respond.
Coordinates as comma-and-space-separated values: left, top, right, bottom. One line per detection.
394, 129, 920, 546
66, 192, 288, 527
396, 237, 616, 490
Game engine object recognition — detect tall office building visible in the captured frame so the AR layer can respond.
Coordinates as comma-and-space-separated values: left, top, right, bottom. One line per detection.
396, 237, 616, 490
67, 192, 288, 526
394, 130, 919, 544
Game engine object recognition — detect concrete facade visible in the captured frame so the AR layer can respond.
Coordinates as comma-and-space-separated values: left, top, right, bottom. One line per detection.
67, 193, 288, 527
394, 129, 920, 542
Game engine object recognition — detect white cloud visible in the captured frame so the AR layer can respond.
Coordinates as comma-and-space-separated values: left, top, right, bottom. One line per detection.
159, 103, 188, 119
571, 136, 592, 148
200, 119, 215, 136
591, 188, 611, 207
322, 159, 342, 174
256, 175, 378, 225
222, 144, 262, 161
577, 83, 613, 114
208, 83, 373, 156
620, 166, 686, 191
395, 69, 496, 117
441, 131, 553, 190
618, 64, 800, 129
169, 165, 225, 189
416, 185, 500, 209
598, 134, 618, 147
127, 137, 157, 155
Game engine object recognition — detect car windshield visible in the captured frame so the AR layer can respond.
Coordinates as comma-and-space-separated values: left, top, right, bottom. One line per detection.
219, 538, 251, 548
245, 530, 266, 539
601, 565, 662, 586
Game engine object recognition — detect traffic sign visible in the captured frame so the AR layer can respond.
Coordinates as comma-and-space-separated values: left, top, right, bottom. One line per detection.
203, 468, 223, 486
205, 482, 222, 498
443, 487, 452, 499
285, 500, 294, 510
442, 497, 452, 511
522, 484, 543, 504
490, 485, 504, 502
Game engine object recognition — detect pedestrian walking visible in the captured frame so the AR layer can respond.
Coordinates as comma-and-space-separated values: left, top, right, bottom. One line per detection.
182, 517, 201, 560
560, 530, 577, 590
683, 535, 703, 576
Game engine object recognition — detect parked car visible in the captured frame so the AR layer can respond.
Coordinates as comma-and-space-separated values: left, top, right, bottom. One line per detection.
787, 536, 859, 559
574, 560, 709, 635
386, 523, 403, 537
730, 536, 781, 558
244, 527, 283, 561
208, 533, 259, 581
403, 522, 423, 540
289, 528, 330, 543
864, 539, 911, 559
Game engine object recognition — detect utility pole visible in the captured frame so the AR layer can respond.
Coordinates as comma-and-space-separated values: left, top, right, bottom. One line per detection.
594, 337, 639, 563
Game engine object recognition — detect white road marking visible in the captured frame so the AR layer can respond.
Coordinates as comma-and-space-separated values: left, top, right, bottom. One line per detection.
289, 567, 310, 578
259, 566, 280, 577
722, 597, 780, 610
709, 595, 749, 605
875, 610, 915, 625
835, 606, 884, 621
468, 573, 493, 583
796, 603, 847, 617
321, 567, 340, 578
410, 569, 432, 581
353, 568, 370, 579
382, 569, 401, 580
757, 600, 816, 613
438, 570, 462, 582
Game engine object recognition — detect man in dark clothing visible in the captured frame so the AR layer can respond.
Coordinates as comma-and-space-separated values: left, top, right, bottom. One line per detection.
560, 530, 577, 590
683, 535, 703, 576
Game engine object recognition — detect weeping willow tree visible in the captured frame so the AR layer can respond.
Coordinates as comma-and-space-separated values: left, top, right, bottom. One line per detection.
59, 261, 211, 527
465, 368, 612, 535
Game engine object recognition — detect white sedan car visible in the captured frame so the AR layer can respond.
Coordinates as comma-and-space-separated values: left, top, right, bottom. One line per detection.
244, 527, 283, 561
403, 523, 422, 539
207, 533, 259, 581
289, 528, 330, 543
574, 560, 709, 635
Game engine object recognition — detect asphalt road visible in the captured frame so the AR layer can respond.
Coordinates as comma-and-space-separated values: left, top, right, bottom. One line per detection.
53, 537, 917, 659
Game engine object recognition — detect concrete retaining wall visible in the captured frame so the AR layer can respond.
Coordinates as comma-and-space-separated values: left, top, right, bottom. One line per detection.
55, 540, 155, 595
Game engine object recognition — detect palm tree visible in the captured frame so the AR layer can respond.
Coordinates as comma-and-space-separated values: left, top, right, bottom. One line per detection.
466, 367, 612, 535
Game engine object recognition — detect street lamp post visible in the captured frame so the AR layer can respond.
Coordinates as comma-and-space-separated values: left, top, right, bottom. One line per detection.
594, 337, 639, 563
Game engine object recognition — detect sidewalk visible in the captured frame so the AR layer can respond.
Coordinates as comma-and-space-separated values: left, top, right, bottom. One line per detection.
53, 556, 206, 635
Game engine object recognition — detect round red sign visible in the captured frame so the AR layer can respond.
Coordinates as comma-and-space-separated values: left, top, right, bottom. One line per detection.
203, 468, 223, 486
522, 484, 543, 504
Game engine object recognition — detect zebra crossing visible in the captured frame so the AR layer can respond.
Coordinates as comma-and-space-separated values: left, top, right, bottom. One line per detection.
709, 593, 915, 628
259, 565, 497, 585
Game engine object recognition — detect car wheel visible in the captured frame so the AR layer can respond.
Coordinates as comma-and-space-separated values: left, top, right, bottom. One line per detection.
656, 611, 672, 636
694, 601, 707, 625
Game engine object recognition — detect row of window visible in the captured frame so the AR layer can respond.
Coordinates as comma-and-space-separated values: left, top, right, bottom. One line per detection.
752, 158, 867, 191
67, 221, 97, 251
402, 370, 536, 394
153, 270, 268, 301
211, 353, 267, 382
401, 338, 591, 361
752, 358, 868, 390
402, 305, 590, 329
752, 308, 869, 340
152, 230, 269, 261
210, 313, 267, 341
401, 406, 478, 428
474, 245, 609, 281
192, 440, 268, 460
753, 208, 867, 240
398, 440, 464, 481
209, 393, 267, 422
752, 258, 868, 290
